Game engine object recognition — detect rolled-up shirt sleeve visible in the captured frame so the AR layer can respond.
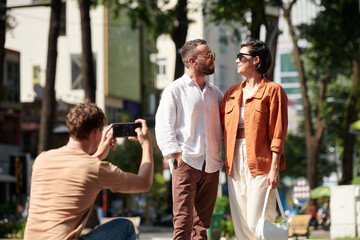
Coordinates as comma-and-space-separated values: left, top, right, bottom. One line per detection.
269, 86, 288, 154
155, 87, 182, 160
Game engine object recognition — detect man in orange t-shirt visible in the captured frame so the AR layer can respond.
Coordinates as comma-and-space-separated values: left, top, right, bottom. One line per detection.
24, 102, 154, 240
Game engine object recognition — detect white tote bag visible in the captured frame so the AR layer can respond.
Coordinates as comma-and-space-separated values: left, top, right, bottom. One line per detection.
255, 186, 289, 240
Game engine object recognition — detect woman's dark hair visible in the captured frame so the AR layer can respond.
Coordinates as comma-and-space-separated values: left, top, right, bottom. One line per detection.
241, 39, 272, 74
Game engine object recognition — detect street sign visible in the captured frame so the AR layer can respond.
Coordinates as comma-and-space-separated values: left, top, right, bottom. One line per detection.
292, 177, 310, 206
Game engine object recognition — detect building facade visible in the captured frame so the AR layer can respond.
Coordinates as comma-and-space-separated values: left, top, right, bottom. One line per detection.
2, 0, 158, 204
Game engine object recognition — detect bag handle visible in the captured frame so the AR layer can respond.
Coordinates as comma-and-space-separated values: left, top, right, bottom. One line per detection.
261, 185, 287, 223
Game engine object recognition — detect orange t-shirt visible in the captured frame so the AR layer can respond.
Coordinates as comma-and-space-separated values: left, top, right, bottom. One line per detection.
24, 146, 127, 240
220, 78, 288, 176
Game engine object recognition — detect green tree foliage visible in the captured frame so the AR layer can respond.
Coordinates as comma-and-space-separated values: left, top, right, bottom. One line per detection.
283, 74, 347, 183
213, 196, 235, 237
105, 138, 162, 173
0, 220, 25, 238
0, 202, 26, 238
323, 77, 350, 144
203, 0, 282, 41
283, 133, 337, 182
98, 0, 162, 40
297, 0, 359, 79
104, 138, 168, 220
203, 0, 282, 80
296, 0, 360, 184
98, 0, 190, 80
97, 0, 190, 42
149, 173, 170, 216
203, 0, 251, 41
214, 196, 230, 214
105, 139, 142, 173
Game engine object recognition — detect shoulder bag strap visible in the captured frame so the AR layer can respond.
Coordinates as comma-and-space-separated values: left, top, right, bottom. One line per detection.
261, 185, 288, 223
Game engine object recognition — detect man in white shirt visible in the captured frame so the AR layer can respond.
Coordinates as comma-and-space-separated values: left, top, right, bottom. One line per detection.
155, 39, 223, 239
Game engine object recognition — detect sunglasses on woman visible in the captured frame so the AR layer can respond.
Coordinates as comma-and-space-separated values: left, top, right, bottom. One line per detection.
236, 52, 252, 60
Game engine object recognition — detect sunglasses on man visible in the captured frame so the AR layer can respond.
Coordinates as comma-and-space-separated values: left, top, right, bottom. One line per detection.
204, 52, 216, 61
236, 52, 252, 60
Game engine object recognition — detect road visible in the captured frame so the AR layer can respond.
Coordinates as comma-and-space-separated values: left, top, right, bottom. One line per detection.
138, 225, 173, 240
137, 225, 330, 240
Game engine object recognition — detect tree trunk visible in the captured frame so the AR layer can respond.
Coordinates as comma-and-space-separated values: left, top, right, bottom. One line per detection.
265, 13, 280, 81
341, 60, 360, 184
304, 73, 328, 189
283, 2, 312, 136
38, 0, 61, 154
283, 0, 327, 189
249, 0, 263, 40
306, 137, 320, 189
0, 0, 7, 100
79, 0, 96, 102
172, 0, 188, 81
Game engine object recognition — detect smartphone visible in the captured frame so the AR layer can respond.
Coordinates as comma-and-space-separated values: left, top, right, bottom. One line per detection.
112, 122, 141, 138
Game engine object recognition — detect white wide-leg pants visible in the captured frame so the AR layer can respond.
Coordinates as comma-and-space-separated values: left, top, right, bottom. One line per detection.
228, 139, 277, 240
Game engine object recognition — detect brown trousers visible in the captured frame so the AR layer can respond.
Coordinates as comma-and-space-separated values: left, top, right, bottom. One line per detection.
172, 159, 219, 240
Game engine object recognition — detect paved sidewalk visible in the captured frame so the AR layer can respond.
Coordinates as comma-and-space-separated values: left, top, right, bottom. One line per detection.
311, 229, 330, 239
137, 225, 330, 240
138, 225, 173, 240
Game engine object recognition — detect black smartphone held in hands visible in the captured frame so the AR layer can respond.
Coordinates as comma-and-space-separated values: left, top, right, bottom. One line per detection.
113, 122, 141, 138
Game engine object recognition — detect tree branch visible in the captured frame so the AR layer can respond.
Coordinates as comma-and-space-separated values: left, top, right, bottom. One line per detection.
282, 0, 313, 137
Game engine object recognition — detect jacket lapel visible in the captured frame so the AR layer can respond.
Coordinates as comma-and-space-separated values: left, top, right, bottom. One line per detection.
252, 77, 267, 100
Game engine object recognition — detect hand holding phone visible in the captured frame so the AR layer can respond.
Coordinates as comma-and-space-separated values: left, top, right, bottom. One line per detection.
113, 122, 142, 138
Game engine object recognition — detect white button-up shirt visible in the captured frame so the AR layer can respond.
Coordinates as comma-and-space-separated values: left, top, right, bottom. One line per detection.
155, 74, 223, 173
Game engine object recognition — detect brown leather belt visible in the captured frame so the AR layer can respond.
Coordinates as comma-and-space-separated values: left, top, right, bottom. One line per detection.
237, 128, 245, 139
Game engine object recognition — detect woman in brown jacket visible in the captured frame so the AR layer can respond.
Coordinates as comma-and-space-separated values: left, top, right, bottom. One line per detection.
220, 40, 288, 239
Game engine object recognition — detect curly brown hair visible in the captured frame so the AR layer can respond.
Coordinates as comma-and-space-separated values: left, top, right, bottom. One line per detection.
66, 101, 107, 140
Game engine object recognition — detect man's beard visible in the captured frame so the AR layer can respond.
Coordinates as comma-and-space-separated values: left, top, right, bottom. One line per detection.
197, 62, 215, 75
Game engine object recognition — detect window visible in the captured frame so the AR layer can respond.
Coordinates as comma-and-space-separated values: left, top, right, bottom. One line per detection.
281, 53, 297, 72
279, 52, 302, 116
284, 88, 300, 95
4, 60, 20, 102
281, 76, 299, 84
33, 65, 41, 85
218, 27, 228, 54
0, 112, 20, 145
71, 54, 82, 89
71, 54, 97, 90
157, 58, 167, 77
